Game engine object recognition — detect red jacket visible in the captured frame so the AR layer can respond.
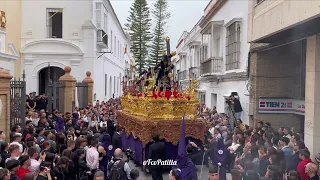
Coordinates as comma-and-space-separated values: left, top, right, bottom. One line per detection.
297, 158, 312, 180
16, 166, 31, 179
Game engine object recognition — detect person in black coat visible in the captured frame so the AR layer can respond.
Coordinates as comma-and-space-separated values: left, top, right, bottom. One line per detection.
0, 142, 10, 168
186, 142, 203, 165
107, 117, 115, 138
288, 141, 305, 172
148, 134, 166, 180
112, 127, 122, 150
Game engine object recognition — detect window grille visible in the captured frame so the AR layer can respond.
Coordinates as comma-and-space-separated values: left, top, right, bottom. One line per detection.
225, 22, 241, 71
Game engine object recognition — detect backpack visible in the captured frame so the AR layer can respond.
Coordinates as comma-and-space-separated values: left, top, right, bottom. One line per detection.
108, 160, 128, 180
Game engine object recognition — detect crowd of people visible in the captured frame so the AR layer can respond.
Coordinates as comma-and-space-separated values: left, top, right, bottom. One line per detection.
1, 95, 145, 180
0, 92, 319, 180
191, 99, 319, 180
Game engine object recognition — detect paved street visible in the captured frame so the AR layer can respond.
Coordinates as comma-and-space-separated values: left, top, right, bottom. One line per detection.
127, 160, 232, 180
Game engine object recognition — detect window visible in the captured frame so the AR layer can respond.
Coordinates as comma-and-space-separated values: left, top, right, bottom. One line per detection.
199, 92, 206, 106
110, 31, 113, 50
114, 37, 116, 56
117, 78, 119, 93
113, 76, 116, 95
225, 22, 241, 71
96, 3, 102, 29
104, 14, 108, 32
109, 76, 112, 98
104, 74, 107, 96
47, 8, 63, 38
117, 40, 120, 58
120, 44, 123, 60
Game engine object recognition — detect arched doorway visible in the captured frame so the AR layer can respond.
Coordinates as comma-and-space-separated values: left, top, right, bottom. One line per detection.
38, 66, 64, 95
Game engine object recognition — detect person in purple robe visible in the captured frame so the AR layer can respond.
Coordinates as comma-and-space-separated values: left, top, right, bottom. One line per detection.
55, 113, 65, 132
173, 116, 198, 180
99, 134, 113, 180
72, 112, 79, 127
213, 137, 227, 180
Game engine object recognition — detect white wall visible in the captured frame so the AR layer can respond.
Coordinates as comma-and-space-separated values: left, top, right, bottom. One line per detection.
93, 0, 129, 102
21, 0, 129, 101
0, 60, 15, 76
198, 0, 250, 124
205, 0, 249, 73
21, 0, 92, 41
200, 80, 250, 125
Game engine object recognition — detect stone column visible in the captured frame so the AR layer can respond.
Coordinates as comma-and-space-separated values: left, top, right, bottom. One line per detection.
58, 66, 76, 113
304, 35, 320, 158
82, 71, 94, 105
0, 67, 13, 140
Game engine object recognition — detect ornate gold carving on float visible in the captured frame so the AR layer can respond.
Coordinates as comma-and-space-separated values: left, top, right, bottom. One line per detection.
120, 77, 200, 120
118, 36, 205, 145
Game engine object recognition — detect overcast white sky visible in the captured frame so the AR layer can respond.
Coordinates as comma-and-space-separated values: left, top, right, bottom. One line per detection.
110, 0, 210, 50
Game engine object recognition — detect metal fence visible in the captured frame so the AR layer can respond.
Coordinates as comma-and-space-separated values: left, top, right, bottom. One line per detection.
76, 82, 88, 109
10, 80, 26, 129
48, 81, 66, 113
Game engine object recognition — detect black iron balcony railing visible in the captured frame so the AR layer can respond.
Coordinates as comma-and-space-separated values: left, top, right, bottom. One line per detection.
97, 29, 108, 48
200, 57, 223, 76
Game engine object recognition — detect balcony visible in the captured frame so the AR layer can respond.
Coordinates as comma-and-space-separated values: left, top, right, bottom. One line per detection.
179, 70, 189, 81
97, 29, 108, 48
200, 57, 222, 76
189, 67, 200, 79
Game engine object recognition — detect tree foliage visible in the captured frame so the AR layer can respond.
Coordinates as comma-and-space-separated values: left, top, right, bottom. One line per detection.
148, 0, 171, 68
125, 0, 152, 74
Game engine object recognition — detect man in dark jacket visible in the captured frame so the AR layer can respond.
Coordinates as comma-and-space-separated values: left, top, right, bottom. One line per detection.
187, 142, 203, 165
288, 141, 305, 171
112, 127, 122, 150
148, 134, 166, 180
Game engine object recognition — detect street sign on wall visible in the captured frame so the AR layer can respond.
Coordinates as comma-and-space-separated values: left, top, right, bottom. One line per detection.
258, 97, 305, 115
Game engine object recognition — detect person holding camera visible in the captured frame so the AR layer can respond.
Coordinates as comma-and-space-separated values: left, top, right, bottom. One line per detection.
107, 148, 131, 180
230, 95, 243, 121
37, 161, 52, 180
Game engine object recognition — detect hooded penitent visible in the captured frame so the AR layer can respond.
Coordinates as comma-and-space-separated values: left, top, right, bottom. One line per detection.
100, 134, 113, 180
174, 116, 198, 180
55, 116, 65, 132
213, 137, 227, 180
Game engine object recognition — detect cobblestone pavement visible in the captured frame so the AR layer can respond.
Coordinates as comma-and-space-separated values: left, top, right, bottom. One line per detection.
127, 160, 232, 180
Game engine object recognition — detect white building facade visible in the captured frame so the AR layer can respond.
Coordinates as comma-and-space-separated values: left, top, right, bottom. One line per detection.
176, 0, 250, 124
21, 0, 131, 102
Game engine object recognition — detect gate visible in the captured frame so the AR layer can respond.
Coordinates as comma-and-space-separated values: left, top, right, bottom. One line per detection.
10, 80, 26, 129
48, 81, 65, 113
76, 82, 88, 109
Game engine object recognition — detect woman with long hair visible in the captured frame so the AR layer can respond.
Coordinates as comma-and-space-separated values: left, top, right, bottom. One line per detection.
25, 127, 35, 143
75, 149, 90, 180
55, 133, 67, 155
61, 149, 76, 180
52, 156, 70, 180
90, 115, 99, 134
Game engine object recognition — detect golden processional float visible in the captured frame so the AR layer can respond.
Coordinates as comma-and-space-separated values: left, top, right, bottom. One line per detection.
117, 37, 206, 165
